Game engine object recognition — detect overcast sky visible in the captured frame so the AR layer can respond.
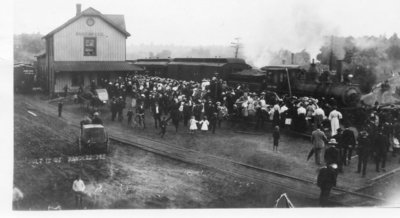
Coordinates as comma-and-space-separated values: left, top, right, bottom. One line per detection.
12, 0, 400, 65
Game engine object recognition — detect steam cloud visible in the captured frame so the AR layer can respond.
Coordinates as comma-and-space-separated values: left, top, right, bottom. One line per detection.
242, 1, 339, 68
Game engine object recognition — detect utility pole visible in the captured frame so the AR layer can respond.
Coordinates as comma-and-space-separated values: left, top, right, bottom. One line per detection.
230, 37, 241, 58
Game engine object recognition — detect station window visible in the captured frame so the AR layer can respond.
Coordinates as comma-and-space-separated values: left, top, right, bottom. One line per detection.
84, 37, 96, 56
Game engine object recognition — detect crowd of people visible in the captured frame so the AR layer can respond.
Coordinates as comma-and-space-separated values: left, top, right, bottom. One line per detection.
313, 103, 400, 206
91, 74, 400, 162
70, 73, 400, 208
93, 74, 358, 135
83, 73, 400, 167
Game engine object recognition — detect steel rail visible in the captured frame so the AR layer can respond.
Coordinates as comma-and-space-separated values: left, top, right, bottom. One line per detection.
109, 135, 386, 206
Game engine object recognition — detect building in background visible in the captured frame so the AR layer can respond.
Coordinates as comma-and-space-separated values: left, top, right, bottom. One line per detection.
37, 4, 142, 95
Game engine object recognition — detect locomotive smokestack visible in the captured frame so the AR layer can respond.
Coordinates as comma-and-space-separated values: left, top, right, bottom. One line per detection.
336, 60, 343, 82
291, 53, 294, 64
309, 58, 318, 82
76, 4, 82, 16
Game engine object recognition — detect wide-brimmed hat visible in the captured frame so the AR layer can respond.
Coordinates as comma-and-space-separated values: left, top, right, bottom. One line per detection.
360, 130, 368, 136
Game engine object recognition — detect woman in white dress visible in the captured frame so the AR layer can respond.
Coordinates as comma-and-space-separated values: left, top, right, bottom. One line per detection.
328, 106, 342, 136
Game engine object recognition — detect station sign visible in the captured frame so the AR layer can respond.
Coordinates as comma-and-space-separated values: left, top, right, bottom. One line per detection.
76, 32, 105, 37
23, 69, 35, 75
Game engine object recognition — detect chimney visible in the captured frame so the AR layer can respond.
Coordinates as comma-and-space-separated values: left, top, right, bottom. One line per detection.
76, 4, 81, 16
336, 60, 343, 82
291, 53, 294, 64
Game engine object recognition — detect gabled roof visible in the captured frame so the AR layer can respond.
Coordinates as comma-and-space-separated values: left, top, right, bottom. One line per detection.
104, 14, 126, 30
43, 7, 130, 39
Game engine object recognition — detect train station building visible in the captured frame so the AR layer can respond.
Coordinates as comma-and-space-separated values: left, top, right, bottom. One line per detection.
36, 4, 142, 95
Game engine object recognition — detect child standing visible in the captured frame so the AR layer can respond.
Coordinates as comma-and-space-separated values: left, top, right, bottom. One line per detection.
272, 125, 280, 152
199, 116, 209, 133
159, 117, 167, 138
189, 116, 198, 134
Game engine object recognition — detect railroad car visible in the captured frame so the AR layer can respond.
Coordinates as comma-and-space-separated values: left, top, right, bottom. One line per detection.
14, 63, 36, 93
133, 59, 170, 77
166, 58, 251, 81
130, 58, 251, 81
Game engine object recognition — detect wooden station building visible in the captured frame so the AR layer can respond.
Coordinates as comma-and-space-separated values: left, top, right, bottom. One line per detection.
37, 4, 142, 95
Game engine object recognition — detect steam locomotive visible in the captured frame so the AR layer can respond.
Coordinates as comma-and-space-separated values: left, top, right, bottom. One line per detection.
227, 61, 361, 107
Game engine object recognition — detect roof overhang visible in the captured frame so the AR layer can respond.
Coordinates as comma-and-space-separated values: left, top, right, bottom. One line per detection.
54, 61, 143, 73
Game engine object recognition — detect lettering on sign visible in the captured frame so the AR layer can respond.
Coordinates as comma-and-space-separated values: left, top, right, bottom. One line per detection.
76, 32, 105, 37
23, 70, 35, 75
28, 154, 106, 166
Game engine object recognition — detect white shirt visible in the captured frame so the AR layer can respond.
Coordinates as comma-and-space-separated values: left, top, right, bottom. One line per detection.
297, 106, 306, 115
314, 107, 325, 117
72, 179, 86, 192
280, 105, 288, 114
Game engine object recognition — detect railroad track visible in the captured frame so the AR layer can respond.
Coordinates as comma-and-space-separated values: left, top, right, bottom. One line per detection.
108, 134, 387, 207
23, 96, 390, 207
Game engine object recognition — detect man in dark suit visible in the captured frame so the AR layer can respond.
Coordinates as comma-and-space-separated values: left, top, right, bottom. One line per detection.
333, 128, 344, 173
317, 163, 338, 207
324, 138, 340, 167
374, 128, 389, 172
342, 125, 356, 165
151, 102, 162, 129
311, 126, 328, 165
183, 102, 193, 127
58, 101, 63, 117
357, 130, 372, 177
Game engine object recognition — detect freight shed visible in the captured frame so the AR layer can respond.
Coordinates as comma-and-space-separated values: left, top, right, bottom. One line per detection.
166, 58, 251, 81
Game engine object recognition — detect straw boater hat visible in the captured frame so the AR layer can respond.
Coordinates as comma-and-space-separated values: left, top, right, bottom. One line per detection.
328, 138, 337, 145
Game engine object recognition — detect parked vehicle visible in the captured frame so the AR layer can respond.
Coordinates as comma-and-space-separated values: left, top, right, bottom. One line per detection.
78, 124, 109, 154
